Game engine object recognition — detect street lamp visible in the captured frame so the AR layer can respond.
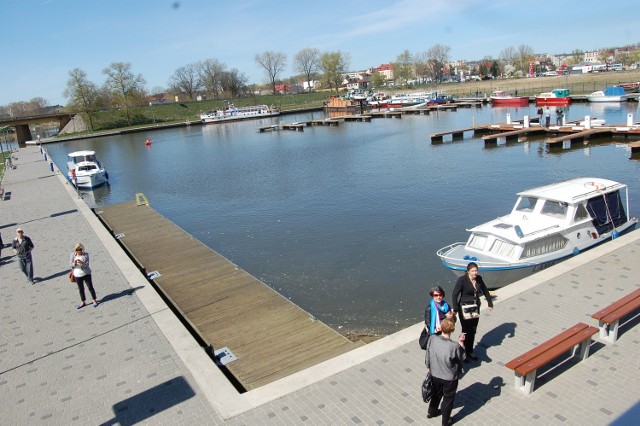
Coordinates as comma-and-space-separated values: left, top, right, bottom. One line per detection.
149, 102, 156, 125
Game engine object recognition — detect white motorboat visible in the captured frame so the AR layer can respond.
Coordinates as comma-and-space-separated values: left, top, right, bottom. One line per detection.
587, 86, 628, 102
67, 150, 109, 189
200, 104, 279, 123
437, 177, 637, 288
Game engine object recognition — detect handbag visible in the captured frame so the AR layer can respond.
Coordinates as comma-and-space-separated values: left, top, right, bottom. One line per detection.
460, 302, 479, 319
69, 270, 76, 283
419, 327, 430, 350
421, 372, 434, 403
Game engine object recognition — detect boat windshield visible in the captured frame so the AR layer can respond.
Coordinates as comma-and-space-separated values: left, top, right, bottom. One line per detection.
515, 196, 537, 213
541, 200, 568, 219
468, 234, 487, 250
78, 165, 98, 171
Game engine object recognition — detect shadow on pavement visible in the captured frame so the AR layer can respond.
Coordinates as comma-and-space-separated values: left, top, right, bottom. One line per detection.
100, 286, 145, 304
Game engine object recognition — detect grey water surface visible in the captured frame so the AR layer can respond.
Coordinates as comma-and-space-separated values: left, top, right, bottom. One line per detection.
45, 102, 640, 335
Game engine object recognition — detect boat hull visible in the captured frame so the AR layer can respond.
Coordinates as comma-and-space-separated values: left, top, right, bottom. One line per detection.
491, 97, 530, 107
201, 111, 280, 124
587, 95, 628, 102
535, 97, 571, 106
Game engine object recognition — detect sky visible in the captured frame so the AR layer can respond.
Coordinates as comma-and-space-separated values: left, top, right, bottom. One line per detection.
1, 0, 638, 106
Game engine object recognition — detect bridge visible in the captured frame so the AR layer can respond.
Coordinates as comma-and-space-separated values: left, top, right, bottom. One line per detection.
0, 112, 74, 147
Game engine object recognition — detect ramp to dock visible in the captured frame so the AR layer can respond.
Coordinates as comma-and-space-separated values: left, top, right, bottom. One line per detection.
97, 201, 359, 391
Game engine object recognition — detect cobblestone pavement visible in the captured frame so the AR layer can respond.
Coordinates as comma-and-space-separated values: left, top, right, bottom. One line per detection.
1, 147, 639, 425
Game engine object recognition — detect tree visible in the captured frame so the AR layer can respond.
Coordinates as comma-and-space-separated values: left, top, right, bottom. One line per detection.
490, 60, 500, 78
499, 46, 517, 66
425, 44, 450, 83
318, 51, 350, 94
63, 68, 99, 130
293, 48, 320, 92
571, 49, 585, 64
220, 68, 248, 97
371, 72, 385, 88
168, 63, 202, 101
515, 44, 535, 74
102, 62, 146, 126
197, 59, 226, 99
394, 50, 414, 85
414, 51, 430, 83
255, 51, 287, 95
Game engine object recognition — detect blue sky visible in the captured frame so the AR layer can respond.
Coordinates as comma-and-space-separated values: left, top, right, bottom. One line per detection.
2, 0, 637, 106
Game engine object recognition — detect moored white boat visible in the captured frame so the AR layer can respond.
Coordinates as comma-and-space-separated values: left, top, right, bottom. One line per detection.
436, 177, 637, 288
587, 86, 628, 102
200, 104, 279, 123
67, 151, 109, 189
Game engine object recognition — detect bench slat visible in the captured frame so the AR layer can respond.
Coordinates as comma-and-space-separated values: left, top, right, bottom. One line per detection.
592, 288, 640, 323
513, 326, 598, 376
505, 323, 589, 370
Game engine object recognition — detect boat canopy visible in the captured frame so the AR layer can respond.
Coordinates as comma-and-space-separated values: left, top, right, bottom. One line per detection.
551, 89, 570, 97
586, 191, 627, 234
603, 86, 626, 96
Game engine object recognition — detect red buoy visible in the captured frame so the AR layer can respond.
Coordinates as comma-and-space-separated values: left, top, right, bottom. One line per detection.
145, 138, 152, 146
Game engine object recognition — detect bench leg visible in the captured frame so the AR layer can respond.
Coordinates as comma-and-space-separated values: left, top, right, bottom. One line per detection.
576, 338, 592, 360
514, 370, 537, 395
599, 320, 619, 343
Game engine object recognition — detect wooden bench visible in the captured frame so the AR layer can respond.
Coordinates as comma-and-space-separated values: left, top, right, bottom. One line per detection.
505, 322, 598, 395
591, 288, 640, 343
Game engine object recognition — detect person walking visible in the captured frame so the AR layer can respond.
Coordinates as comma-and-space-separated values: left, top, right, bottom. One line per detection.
425, 318, 466, 425
425, 286, 454, 335
452, 262, 494, 360
70, 243, 99, 308
12, 228, 35, 283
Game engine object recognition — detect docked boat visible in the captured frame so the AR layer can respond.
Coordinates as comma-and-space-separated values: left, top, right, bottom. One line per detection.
200, 104, 279, 124
490, 90, 530, 107
67, 151, 109, 189
618, 82, 640, 93
436, 177, 637, 288
535, 88, 572, 106
587, 86, 628, 102
384, 92, 434, 109
427, 94, 455, 106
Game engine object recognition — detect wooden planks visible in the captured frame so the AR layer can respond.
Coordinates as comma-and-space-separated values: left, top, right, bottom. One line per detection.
98, 201, 359, 390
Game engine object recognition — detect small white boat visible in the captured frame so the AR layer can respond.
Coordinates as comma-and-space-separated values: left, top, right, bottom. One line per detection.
437, 177, 637, 288
200, 104, 279, 124
587, 86, 628, 102
67, 151, 109, 189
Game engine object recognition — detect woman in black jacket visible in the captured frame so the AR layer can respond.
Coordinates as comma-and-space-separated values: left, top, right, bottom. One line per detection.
451, 262, 493, 360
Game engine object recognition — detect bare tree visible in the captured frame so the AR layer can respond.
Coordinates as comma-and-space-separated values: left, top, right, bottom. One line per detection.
394, 50, 414, 85
102, 62, 146, 125
220, 68, 248, 98
571, 49, 585, 64
64, 68, 99, 130
515, 44, 535, 74
197, 59, 226, 99
318, 51, 350, 94
255, 51, 287, 94
168, 63, 202, 101
414, 51, 429, 83
499, 46, 517, 66
425, 44, 450, 83
7, 98, 49, 118
293, 47, 320, 92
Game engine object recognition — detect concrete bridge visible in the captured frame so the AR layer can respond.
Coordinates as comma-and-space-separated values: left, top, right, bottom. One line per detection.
0, 112, 74, 147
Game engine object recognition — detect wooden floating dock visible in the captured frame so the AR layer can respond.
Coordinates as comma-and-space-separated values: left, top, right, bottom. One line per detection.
97, 201, 359, 391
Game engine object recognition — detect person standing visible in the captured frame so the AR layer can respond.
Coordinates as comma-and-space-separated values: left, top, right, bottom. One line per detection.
70, 243, 99, 308
556, 108, 563, 125
452, 262, 494, 360
0, 231, 4, 264
12, 228, 35, 283
424, 286, 454, 335
544, 106, 551, 128
425, 318, 466, 425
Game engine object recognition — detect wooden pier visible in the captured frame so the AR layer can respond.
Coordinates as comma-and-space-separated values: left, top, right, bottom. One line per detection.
97, 201, 359, 391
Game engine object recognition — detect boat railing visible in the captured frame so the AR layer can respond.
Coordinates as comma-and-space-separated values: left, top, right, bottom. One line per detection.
437, 242, 534, 269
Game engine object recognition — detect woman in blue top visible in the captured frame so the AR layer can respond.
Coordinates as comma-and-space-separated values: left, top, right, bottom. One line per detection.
424, 286, 454, 335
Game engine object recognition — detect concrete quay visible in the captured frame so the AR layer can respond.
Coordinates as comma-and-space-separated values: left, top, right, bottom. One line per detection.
1, 146, 639, 425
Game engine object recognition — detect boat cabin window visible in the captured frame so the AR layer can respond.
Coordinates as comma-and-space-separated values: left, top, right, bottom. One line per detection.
78, 165, 97, 171
515, 196, 537, 213
468, 234, 487, 250
573, 203, 590, 222
541, 200, 568, 219
521, 234, 568, 259
489, 239, 516, 258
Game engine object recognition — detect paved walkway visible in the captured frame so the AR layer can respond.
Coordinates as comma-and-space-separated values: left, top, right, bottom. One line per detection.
1, 147, 639, 425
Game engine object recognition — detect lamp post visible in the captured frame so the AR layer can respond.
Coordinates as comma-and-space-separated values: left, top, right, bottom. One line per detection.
149, 102, 156, 125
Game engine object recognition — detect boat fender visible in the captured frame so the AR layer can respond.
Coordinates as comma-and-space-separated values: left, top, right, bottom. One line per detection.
612, 230, 620, 239
514, 225, 524, 238
463, 255, 478, 261
572, 247, 580, 256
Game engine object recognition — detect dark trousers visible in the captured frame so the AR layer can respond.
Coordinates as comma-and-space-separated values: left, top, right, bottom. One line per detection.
428, 376, 458, 425
76, 274, 97, 302
18, 255, 34, 282
459, 316, 479, 354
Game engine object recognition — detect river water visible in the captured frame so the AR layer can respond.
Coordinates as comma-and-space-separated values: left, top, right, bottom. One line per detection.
45, 102, 640, 336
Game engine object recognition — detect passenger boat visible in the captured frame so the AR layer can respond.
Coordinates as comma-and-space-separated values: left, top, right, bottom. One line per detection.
587, 86, 628, 102
383, 92, 434, 109
66, 151, 109, 189
535, 89, 572, 106
436, 177, 637, 288
490, 90, 530, 107
200, 104, 279, 124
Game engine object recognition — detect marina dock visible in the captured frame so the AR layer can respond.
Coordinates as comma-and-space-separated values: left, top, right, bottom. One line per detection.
2, 147, 639, 424
96, 200, 359, 391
